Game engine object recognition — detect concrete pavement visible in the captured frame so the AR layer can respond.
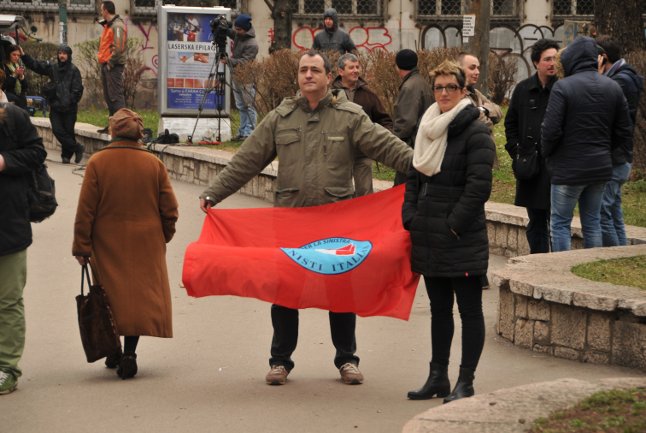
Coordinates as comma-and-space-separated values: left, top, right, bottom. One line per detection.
1, 158, 643, 433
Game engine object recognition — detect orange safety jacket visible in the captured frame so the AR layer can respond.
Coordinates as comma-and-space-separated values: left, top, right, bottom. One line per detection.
98, 15, 127, 66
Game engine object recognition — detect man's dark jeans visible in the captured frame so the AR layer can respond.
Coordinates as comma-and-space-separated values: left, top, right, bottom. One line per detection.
269, 304, 359, 371
526, 207, 550, 254
100, 63, 125, 115
50, 109, 78, 159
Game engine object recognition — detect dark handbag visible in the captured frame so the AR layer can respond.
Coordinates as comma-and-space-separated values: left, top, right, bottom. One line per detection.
76, 264, 122, 363
28, 163, 58, 223
512, 147, 540, 180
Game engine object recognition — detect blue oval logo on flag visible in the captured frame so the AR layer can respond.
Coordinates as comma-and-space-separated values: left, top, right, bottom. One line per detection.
281, 238, 372, 275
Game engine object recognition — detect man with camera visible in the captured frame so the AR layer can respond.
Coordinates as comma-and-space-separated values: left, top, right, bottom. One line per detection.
221, 14, 258, 141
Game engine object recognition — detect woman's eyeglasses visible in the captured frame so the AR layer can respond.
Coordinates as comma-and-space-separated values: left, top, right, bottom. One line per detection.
433, 84, 461, 94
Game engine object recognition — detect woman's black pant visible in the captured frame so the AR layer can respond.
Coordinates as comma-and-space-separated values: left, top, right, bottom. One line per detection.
424, 275, 485, 370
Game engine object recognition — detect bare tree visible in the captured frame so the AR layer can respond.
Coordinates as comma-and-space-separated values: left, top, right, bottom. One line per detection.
264, 0, 292, 51
595, 1, 646, 177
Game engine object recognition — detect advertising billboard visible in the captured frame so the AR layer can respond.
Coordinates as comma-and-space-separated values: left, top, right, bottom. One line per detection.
158, 6, 231, 117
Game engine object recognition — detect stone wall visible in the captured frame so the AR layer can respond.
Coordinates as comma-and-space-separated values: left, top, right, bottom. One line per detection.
493, 245, 646, 370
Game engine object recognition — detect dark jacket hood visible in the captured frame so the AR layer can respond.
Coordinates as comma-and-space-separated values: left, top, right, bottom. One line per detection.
561, 36, 598, 77
58, 44, 72, 63
323, 8, 339, 32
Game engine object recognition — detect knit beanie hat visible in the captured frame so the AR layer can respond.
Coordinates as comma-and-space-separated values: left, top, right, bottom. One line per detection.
234, 14, 252, 31
395, 49, 418, 71
109, 108, 144, 140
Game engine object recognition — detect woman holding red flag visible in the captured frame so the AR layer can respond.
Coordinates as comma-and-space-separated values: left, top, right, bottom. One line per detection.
402, 60, 494, 403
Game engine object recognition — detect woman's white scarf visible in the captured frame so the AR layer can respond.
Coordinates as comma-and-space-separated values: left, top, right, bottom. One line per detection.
413, 97, 472, 177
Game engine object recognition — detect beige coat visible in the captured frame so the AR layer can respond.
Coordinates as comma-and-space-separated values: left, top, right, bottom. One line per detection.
72, 141, 179, 337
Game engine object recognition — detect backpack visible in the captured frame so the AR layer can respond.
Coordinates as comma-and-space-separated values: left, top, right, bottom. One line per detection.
28, 163, 58, 222
0, 102, 58, 222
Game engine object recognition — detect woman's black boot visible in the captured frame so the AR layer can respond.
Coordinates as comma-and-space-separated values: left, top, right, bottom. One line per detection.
407, 362, 450, 400
117, 353, 138, 380
443, 367, 475, 403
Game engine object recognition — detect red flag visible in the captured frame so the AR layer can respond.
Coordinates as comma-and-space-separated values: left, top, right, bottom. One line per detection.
182, 185, 420, 320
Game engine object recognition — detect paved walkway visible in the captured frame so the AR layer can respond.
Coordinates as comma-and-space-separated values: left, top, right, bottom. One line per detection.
1, 160, 643, 433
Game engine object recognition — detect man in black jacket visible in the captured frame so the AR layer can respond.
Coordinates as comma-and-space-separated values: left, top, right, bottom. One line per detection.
22, 45, 84, 164
0, 103, 47, 394
504, 39, 559, 254
541, 36, 633, 252
596, 36, 644, 246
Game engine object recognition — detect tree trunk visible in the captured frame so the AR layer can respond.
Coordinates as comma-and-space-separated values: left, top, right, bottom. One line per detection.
594, 0, 645, 52
596, 0, 646, 178
267, 0, 292, 51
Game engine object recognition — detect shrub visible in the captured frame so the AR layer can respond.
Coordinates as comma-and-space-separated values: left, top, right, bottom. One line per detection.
487, 51, 517, 104
22, 41, 58, 97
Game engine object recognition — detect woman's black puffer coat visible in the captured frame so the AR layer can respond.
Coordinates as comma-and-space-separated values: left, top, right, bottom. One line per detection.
402, 104, 495, 277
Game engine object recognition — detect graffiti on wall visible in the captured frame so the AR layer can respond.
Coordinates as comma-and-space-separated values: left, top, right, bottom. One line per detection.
291, 25, 393, 51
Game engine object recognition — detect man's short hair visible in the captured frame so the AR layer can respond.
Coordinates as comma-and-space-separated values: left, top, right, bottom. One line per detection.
530, 39, 560, 65
300, 49, 332, 74
102, 1, 116, 14
596, 36, 622, 64
338, 53, 359, 70
456, 51, 476, 66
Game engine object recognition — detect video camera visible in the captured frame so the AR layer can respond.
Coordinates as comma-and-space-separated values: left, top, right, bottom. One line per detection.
209, 14, 229, 56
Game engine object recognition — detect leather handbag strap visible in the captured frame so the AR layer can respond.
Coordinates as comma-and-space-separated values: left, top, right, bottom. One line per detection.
81, 264, 92, 296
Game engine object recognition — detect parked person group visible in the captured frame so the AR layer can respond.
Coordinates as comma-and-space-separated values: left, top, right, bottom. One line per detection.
21, 45, 85, 164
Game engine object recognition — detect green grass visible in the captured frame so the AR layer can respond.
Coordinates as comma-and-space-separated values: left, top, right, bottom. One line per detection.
77, 106, 646, 228
571, 255, 646, 290
528, 388, 646, 433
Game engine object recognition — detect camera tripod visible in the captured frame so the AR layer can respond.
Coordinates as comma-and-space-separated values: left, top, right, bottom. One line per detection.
188, 46, 229, 144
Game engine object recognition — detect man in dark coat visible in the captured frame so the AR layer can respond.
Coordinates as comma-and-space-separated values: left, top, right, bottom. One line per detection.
541, 36, 633, 252
331, 52, 392, 196
312, 8, 356, 54
596, 36, 644, 246
22, 45, 84, 164
392, 49, 433, 185
0, 103, 47, 394
504, 39, 559, 253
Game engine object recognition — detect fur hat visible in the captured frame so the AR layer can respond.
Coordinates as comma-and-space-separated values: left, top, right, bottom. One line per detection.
234, 14, 252, 31
395, 49, 418, 71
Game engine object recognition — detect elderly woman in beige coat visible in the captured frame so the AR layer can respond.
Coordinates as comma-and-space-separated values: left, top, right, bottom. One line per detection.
72, 108, 179, 379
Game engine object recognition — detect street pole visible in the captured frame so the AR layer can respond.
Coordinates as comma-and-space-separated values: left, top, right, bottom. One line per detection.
58, 0, 68, 45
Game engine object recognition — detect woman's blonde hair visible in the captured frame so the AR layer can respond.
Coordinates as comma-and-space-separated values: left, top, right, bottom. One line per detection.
430, 60, 466, 88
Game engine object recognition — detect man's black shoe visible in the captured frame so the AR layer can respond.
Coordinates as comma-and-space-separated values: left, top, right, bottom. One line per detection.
61, 157, 71, 164
97, 126, 109, 134
74, 144, 85, 164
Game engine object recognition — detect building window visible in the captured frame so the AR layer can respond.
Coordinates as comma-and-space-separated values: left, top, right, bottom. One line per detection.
553, 0, 594, 15
492, 0, 514, 16
0, 0, 93, 11
300, 0, 381, 16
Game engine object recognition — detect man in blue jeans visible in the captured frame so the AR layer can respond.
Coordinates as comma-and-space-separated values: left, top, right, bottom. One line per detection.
541, 36, 633, 252
223, 14, 258, 141
596, 36, 644, 246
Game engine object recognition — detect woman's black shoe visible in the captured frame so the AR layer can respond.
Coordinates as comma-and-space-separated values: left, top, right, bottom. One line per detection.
443, 367, 475, 403
117, 354, 138, 379
407, 362, 450, 400
105, 351, 122, 369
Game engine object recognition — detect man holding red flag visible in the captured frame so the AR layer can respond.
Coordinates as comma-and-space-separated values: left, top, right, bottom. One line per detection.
198, 50, 413, 386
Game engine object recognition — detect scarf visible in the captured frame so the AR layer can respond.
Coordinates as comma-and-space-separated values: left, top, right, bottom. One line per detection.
413, 97, 471, 177
6, 62, 21, 95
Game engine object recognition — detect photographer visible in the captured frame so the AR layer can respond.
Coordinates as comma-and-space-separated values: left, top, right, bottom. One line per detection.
220, 14, 258, 141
